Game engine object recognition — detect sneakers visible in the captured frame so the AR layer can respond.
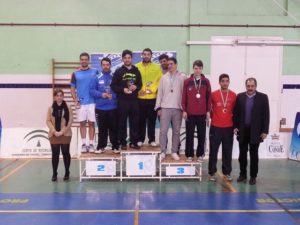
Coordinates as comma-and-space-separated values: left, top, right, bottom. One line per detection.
95, 148, 104, 154
171, 153, 180, 161
88, 144, 95, 153
160, 153, 166, 160
197, 156, 204, 162
137, 142, 143, 147
113, 149, 121, 154
224, 174, 233, 181
81, 144, 87, 153
186, 157, 193, 162
209, 174, 217, 182
129, 143, 141, 149
149, 142, 158, 147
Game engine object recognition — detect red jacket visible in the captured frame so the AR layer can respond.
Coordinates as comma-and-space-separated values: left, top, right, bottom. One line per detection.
182, 74, 211, 116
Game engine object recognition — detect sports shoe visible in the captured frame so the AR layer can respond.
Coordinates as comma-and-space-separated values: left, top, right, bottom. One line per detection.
186, 157, 193, 162
113, 149, 120, 154
129, 143, 140, 149
81, 144, 87, 153
149, 142, 158, 147
89, 144, 95, 153
172, 153, 180, 161
95, 149, 103, 154
209, 174, 217, 182
160, 153, 166, 160
197, 156, 204, 162
224, 174, 233, 181
137, 142, 143, 147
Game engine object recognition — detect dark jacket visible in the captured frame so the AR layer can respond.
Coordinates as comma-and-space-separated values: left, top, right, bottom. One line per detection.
110, 65, 142, 101
233, 91, 270, 144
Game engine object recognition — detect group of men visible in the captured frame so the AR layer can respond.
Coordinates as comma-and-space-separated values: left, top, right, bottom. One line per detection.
70, 48, 270, 185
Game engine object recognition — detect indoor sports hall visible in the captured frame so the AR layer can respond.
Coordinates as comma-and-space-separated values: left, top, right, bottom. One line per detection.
1, 1, 300, 225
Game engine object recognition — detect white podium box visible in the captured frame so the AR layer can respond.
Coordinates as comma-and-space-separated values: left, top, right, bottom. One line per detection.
79, 151, 122, 182
159, 155, 202, 181
121, 148, 160, 180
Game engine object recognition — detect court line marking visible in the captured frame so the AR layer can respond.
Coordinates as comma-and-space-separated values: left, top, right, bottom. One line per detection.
0, 160, 31, 183
134, 191, 140, 225
217, 171, 237, 192
0, 210, 134, 213
0, 159, 18, 172
1, 209, 300, 213
267, 192, 300, 225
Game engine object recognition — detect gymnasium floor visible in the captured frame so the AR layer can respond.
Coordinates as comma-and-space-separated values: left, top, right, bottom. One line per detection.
0, 158, 300, 225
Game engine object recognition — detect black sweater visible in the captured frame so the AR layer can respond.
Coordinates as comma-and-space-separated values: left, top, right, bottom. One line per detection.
110, 65, 142, 100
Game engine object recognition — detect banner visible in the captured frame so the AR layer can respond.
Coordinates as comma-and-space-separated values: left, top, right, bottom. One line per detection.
289, 112, 300, 161
90, 51, 176, 73
0, 128, 78, 158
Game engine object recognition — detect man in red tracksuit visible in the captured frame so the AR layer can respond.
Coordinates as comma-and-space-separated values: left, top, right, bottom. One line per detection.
182, 60, 211, 162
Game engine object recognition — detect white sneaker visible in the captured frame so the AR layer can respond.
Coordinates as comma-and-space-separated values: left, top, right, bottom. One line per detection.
105, 146, 112, 151
137, 142, 143, 147
150, 142, 158, 147
197, 156, 204, 162
186, 157, 193, 162
172, 153, 180, 161
89, 144, 95, 153
81, 144, 87, 153
95, 149, 102, 154
160, 153, 166, 160
113, 149, 120, 154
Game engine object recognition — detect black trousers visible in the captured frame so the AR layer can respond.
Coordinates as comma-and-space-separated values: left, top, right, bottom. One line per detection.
138, 99, 157, 143
95, 108, 119, 150
208, 126, 233, 176
118, 99, 139, 146
185, 115, 206, 157
238, 127, 260, 178
51, 144, 70, 176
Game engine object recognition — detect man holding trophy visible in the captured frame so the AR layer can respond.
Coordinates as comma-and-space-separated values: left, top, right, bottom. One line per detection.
111, 50, 142, 150
90, 57, 119, 154
136, 48, 163, 147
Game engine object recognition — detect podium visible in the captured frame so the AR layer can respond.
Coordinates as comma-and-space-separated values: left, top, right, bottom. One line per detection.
121, 148, 160, 180
79, 151, 122, 182
79, 146, 202, 182
159, 155, 202, 181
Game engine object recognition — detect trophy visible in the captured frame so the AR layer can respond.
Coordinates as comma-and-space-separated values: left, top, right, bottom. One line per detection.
145, 81, 153, 94
105, 86, 112, 100
127, 80, 134, 94
76, 97, 83, 109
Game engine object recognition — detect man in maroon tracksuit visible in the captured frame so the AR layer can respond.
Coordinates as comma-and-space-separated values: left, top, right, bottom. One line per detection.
182, 60, 211, 162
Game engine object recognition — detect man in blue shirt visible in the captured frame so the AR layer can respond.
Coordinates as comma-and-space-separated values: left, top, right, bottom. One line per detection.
70, 52, 98, 153
90, 57, 119, 154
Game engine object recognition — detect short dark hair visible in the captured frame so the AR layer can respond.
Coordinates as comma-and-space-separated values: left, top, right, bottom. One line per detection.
101, 57, 111, 65
168, 57, 177, 64
53, 88, 64, 97
158, 54, 169, 61
245, 77, 257, 86
193, 60, 203, 68
122, 49, 133, 58
142, 48, 153, 55
80, 52, 90, 60
219, 73, 230, 82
